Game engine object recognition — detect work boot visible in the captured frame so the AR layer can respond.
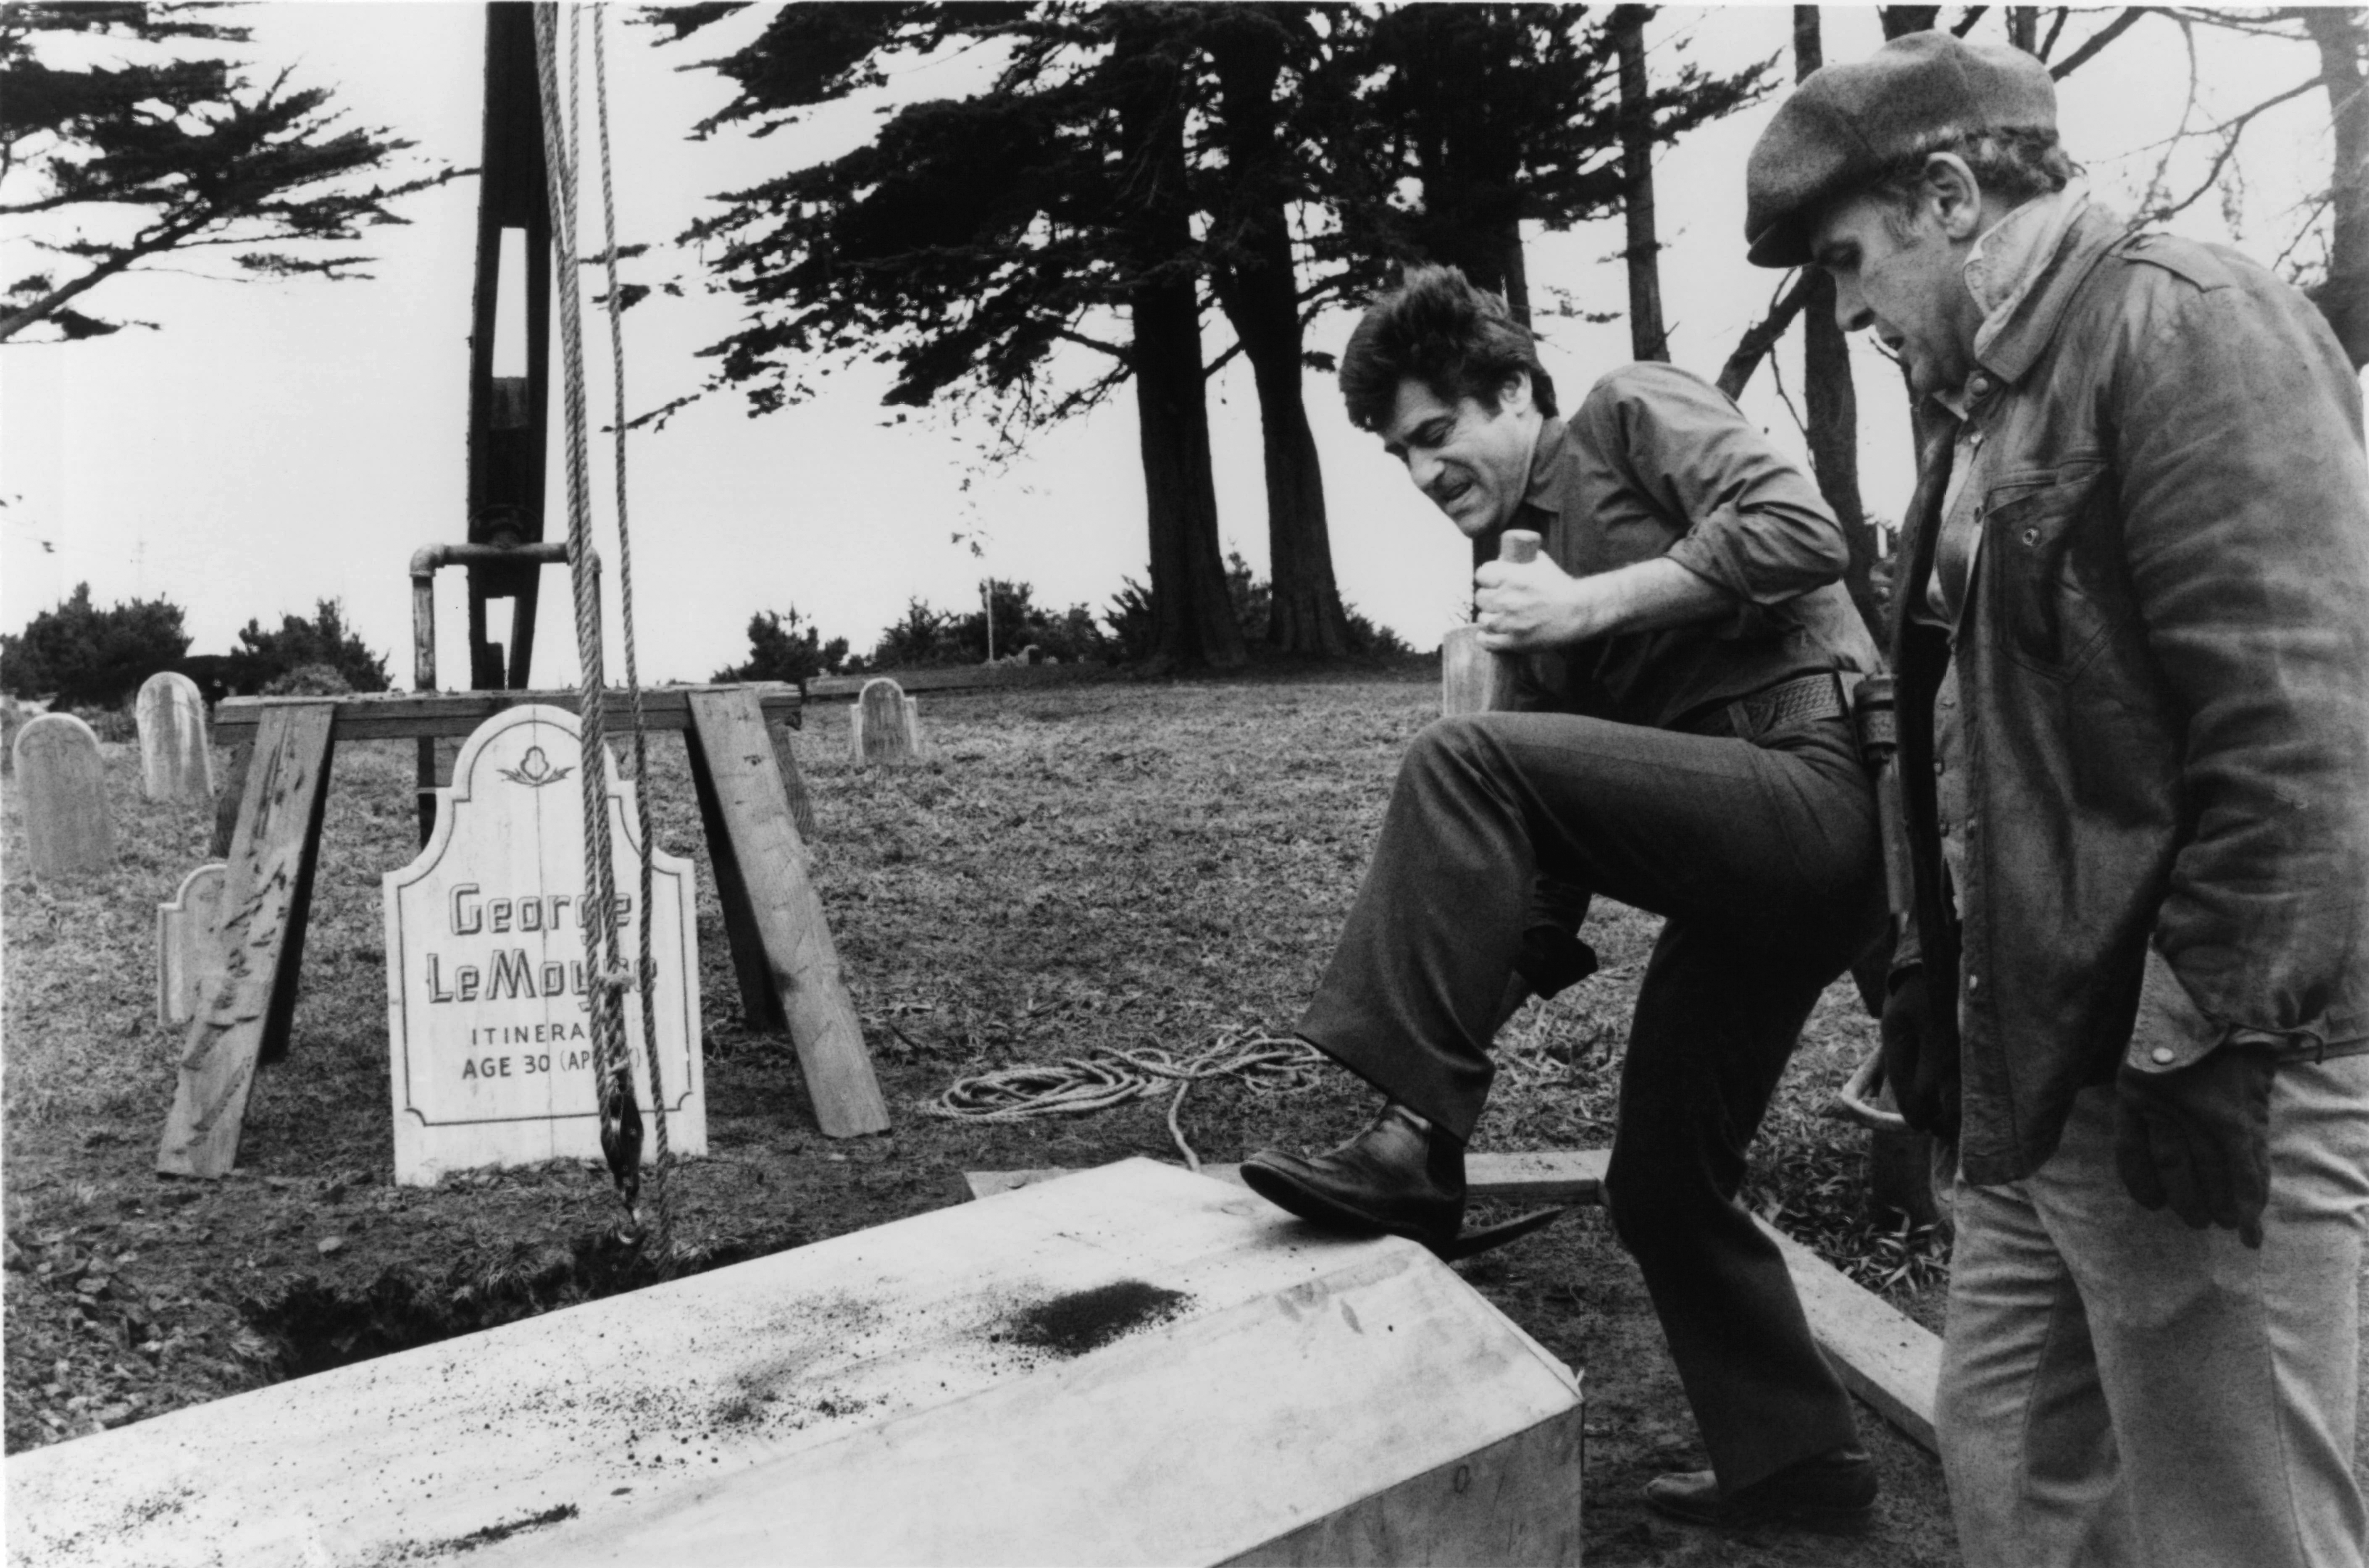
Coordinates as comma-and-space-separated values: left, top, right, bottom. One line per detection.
1240, 1101, 1466, 1252
1643, 1446, 1877, 1534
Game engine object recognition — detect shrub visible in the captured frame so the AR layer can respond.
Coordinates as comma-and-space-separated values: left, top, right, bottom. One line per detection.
1342, 607, 1412, 659
1223, 552, 1271, 643
0, 583, 191, 707
948, 580, 1109, 665
229, 599, 390, 694
868, 599, 962, 668
711, 607, 850, 687
1102, 580, 1157, 664
864, 584, 1111, 669
260, 663, 355, 697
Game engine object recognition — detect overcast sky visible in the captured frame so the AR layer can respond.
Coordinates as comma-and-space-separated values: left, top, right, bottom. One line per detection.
2, 3, 2352, 688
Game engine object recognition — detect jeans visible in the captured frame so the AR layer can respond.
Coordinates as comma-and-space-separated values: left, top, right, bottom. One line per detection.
1296, 707, 1885, 1488
1937, 1058, 2369, 1567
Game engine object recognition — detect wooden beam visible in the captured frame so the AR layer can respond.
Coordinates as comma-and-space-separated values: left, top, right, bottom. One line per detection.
964, 1150, 1605, 1206
1752, 1216, 1940, 1453
967, 1149, 1942, 1455
157, 703, 337, 1179
213, 685, 802, 744
807, 663, 1118, 702
685, 687, 889, 1137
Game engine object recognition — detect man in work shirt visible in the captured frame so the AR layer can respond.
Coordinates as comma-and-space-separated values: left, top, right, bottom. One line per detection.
1744, 32, 2369, 1567
1241, 264, 1890, 1531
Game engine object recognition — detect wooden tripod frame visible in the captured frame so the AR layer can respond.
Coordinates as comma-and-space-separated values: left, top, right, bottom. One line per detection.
155, 685, 891, 1179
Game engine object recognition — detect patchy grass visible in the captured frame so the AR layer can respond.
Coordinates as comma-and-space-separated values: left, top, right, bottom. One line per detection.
3, 672, 1955, 1564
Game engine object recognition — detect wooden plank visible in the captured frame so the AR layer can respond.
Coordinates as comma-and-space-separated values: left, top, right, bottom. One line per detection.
686, 687, 889, 1137
686, 701, 791, 1036
964, 1150, 1604, 1207
8, 1161, 1583, 1568
968, 1149, 1939, 1455
208, 741, 250, 860
1754, 1216, 1940, 1453
155, 704, 337, 1179
807, 662, 1120, 702
212, 685, 802, 743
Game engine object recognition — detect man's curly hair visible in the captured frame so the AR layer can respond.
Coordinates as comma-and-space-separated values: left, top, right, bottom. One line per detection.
1338, 265, 1558, 434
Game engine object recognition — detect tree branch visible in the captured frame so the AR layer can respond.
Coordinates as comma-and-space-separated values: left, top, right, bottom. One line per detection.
1715, 269, 1817, 399
2050, 7, 2148, 79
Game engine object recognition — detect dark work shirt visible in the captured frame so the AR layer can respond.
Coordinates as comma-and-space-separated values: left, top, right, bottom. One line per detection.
1509, 362, 1878, 731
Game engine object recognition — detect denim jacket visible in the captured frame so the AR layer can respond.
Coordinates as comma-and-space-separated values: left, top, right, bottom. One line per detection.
1895, 205, 2369, 1184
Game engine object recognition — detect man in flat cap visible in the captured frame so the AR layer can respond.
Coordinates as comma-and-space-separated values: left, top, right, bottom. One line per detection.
1241, 263, 1891, 1532
1748, 29, 2369, 1567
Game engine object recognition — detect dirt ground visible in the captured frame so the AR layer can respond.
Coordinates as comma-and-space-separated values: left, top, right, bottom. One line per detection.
4, 671, 1958, 1563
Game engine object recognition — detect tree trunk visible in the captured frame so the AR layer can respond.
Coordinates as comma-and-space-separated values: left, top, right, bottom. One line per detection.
1207, 15, 1351, 657
1878, 7, 1941, 39
1117, 31, 1246, 672
1791, 8, 1881, 637
1614, 5, 1668, 362
2306, 7, 2369, 368
2007, 7, 2040, 53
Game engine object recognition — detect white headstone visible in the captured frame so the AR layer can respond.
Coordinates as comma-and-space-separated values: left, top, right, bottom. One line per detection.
157, 862, 230, 1028
851, 676, 923, 765
382, 705, 704, 1186
13, 712, 114, 877
136, 671, 214, 801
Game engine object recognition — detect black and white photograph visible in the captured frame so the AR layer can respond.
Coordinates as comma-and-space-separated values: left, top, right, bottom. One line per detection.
4, 4, 2366, 1564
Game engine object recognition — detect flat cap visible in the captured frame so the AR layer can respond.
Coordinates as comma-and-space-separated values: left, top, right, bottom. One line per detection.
1744, 32, 2057, 268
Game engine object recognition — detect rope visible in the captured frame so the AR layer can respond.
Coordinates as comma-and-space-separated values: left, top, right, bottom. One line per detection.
920, 1029, 1328, 1171
531, 4, 663, 1249
589, 0, 673, 1258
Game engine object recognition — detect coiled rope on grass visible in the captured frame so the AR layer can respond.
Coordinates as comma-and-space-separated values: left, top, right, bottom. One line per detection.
920, 1029, 1328, 1172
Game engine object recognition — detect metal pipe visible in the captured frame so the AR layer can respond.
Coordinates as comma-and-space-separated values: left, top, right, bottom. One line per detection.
409, 541, 598, 843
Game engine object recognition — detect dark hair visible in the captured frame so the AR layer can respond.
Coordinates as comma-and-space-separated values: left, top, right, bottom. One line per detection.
1865, 127, 2078, 241
1338, 265, 1557, 433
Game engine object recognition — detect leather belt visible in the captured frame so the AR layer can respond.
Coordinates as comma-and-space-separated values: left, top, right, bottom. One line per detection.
1725, 671, 1849, 741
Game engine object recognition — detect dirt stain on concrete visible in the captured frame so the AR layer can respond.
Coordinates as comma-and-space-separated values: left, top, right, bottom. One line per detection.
1000, 1280, 1189, 1358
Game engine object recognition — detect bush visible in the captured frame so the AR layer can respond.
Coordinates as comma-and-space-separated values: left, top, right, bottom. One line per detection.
260, 663, 355, 697
868, 599, 962, 668
1342, 607, 1412, 659
863, 583, 1111, 669
1114, 557, 1411, 663
0, 583, 191, 707
228, 599, 390, 695
711, 607, 850, 687
1103, 579, 1157, 664
1223, 552, 1270, 643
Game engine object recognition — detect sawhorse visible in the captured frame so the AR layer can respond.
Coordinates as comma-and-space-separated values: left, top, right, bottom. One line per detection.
156, 683, 889, 1179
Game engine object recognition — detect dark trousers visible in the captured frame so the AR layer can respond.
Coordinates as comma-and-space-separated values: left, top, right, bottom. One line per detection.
1296, 707, 1885, 1490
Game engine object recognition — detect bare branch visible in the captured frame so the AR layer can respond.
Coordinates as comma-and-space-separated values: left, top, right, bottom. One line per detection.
2038, 6, 2071, 61
2146, 76, 2324, 222
1715, 269, 1817, 400
2050, 7, 2148, 79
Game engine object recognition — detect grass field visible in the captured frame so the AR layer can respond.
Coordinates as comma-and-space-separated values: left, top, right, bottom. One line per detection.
3, 670, 1964, 1563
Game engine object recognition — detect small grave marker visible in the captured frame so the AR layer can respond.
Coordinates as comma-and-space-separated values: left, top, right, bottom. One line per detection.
13, 712, 114, 877
383, 704, 704, 1185
135, 671, 214, 801
850, 676, 924, 765
157, 863, 229, 1028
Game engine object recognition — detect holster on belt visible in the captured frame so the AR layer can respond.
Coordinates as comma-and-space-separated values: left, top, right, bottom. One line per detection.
1850, 672, 1917, 927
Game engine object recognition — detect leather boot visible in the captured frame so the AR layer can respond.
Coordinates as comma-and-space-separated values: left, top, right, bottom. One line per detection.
1642, 1445, 1877, 1533
1240, 1102, 1466, 1252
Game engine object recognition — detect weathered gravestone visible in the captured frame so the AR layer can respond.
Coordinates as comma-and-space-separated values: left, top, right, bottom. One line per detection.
849, 675, 924, 765
135, 671, 214, 801
12, 712, 114, 877
156, 862, 229, 1029
383, 704, 704, 1185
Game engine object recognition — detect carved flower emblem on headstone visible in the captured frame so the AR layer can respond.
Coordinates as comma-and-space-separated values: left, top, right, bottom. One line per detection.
498, 745, 574, 788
